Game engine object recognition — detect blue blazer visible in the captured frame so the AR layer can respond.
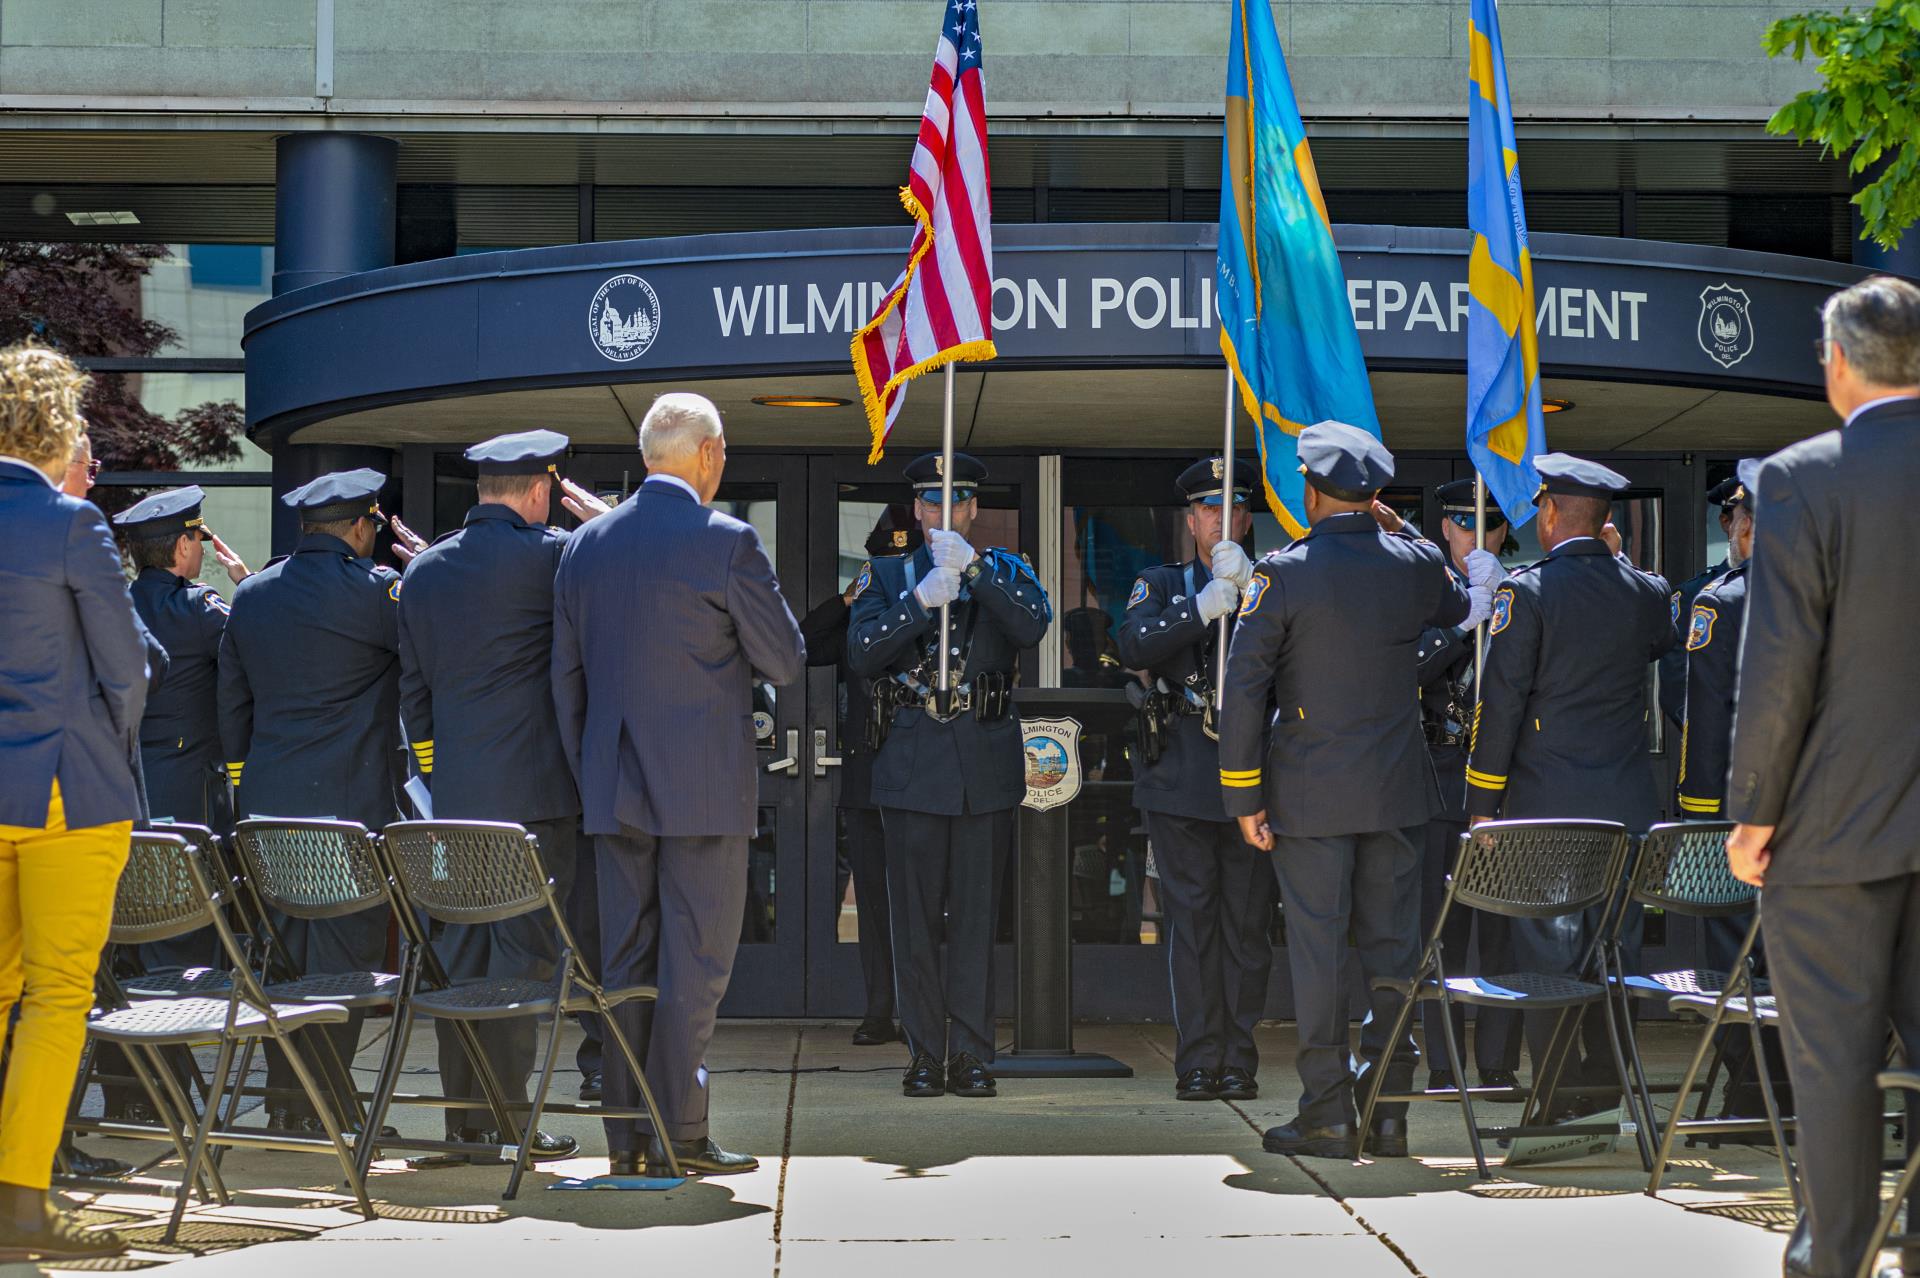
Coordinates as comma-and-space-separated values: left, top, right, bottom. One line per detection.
0, 459, 149, 829
553, 478, 806, 838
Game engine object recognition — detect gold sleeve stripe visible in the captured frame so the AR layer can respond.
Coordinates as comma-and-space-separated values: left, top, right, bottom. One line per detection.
1220, 771, 1264, 788
225, 762, 244, 782
410, 740, 434, 752
1465, 768, 1507, 790
1219, 768, 1262, 779
1677, 795, 1722, 813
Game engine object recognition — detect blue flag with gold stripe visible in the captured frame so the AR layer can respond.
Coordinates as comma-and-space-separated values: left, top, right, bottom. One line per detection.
1217, 0, 1380, 541
1466, 0, 1545, 526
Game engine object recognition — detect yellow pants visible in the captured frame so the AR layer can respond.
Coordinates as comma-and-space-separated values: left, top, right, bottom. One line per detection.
0, 781, 130, 1189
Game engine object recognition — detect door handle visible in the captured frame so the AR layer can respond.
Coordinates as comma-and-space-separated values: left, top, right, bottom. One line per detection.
765, 728, 800, 776
813, 728, 843, 777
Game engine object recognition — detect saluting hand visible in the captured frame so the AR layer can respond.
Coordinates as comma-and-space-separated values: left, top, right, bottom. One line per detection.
558, 476, 612, 523
1370, 500, 1405, 534
1600, 522, 1624, 556
208, 531, 251, 584
389, 516, 429, 565
1238, 812, 1274, 852
1727, 823, 1772, 887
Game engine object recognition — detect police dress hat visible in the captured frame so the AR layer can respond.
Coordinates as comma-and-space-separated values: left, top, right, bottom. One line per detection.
282, 467, 389, 524
904, 451, 988, 502
113, 485, 211, 542
465, 429, 568, 475
1532, 453, 1629, 504
1177, 456, 1255, 506
1705, 475, 1742, 509
1297, 419, 1395, 499
1435, 477, 1509, 530
865, 504, 923, 556
1730, 457, 1761, 511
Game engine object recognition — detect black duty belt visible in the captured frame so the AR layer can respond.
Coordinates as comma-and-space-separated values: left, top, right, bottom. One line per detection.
1424, 723, 1465, 747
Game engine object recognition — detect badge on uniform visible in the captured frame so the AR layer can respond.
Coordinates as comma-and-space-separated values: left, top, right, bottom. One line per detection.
1669, 590, 1681, 627
853, 562, 872, 599
1687, 604, 1717, 651
1237, 573, 1269, 618
204, 590, 230, 615
1127, 579, 1150, 609
1489, 586, 1514, 635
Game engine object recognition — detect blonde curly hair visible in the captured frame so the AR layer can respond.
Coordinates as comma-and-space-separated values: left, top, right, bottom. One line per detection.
0, 343, 91, 470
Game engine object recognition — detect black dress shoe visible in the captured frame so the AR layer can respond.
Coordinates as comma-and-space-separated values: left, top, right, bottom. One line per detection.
646, 1137, 758, 1177
457, 1127, 581, 1163
608, 1149, 643, 1176
947, 1053, 997, 1098
1427, 1070, 1458, 1093
579, 1070, 603, 1102
1262, 1118, 1357, 1160
1176, 1068, 1221, 1101
0, 1203, 127, 1261
852, 1017, 898, 1047
1215, 1068, 1259, 1101
902, 1052, 945, 1098
56, 1144, 133, 1180
1368, 1116, 1410, 1159
1478, 1069, 1521, 1092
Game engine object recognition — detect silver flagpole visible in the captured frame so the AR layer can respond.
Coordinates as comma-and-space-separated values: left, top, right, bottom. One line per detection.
1473, 472, 1489, 697
1216, 363, 1235, 710
937, 362, 957, 699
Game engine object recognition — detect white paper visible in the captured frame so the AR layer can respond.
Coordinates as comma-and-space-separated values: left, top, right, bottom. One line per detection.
405, 776, 434, 820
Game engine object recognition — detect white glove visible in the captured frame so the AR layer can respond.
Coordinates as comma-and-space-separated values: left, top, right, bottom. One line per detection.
1464, 548, 1505, 590
1197, 576, 1240, 622
1211, 539, 1253, 591
1463, 583, 1494, 630
914, 565, 961, 610
925, 526, 975, 573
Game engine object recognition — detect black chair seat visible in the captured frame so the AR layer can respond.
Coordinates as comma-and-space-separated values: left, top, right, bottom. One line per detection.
121, 966, 234, 999
91, 996, 349, 1045
264, 970, 403, 1007
411, 979, 661, 1021
1615, 967, 1769, 1000
1444, 971, 1603, 1008
1668, 993, 1777, 1023
1878, 1069, 1920, 1093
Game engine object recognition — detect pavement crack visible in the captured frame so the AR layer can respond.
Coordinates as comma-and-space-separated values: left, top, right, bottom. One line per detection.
1138, 1025, 1428, 1277
771, 1025, 803, 1278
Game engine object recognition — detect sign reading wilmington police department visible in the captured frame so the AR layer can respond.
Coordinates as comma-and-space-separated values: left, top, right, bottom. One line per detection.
244, 224, 1860, 433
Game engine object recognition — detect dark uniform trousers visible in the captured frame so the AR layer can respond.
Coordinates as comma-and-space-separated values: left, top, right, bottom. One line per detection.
1272, 828, 1423, 1126
566, 836, 604, 1080
432, 817, 578, 1132
882, 807, 1011, 1063
1147, 812, 1272, 1077
596, 829, 749, 1149
1764, 875, 1920, 1278
842, 807, 895, 1023
1418, 812, 1519, 1077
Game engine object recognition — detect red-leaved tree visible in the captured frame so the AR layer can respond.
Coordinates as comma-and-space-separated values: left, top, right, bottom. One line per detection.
0, 242, 245, 515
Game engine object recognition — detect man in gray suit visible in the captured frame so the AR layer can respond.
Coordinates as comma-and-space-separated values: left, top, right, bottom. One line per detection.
1727, 276, 1920, 1278
552, 392, 805, 1178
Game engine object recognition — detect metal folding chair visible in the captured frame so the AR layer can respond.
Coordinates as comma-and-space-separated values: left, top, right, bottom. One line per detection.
1603, 821, 1761, 1140
1358, 818, 1641, 1177
1647, 916, 1800, 1207
82, 831, 370, 1240
369, 820, 682, 1195
1857, 1068, 1920, 1278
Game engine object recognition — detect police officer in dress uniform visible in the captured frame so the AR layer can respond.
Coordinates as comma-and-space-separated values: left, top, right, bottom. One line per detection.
218, 468, 406, 1132
1656, 475, 1740, 730
396, 430, 583, 1162
798, 506, 919, 1046
113, 487, 251, 968
1463, 454, 1677, 1107
1115, 456, 1274, 1103
1220, 422, 1475, 1160
846, 452, 1051, 1100
1408, 479, 1520, 1093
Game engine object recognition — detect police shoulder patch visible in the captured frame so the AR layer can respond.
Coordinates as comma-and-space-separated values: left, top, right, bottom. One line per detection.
1687, 604, 1717, 651
1670, 590, 1682, 626
1127, 578, 1150, 609
1489, 586, 1515, 635
201, 588, 229, 615
388, 579, 403, 602
853, 561, 873, 599
1237, 572, 1270, 618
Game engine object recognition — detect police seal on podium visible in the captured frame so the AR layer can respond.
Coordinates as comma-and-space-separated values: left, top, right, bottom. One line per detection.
1020, 716, 1083, 812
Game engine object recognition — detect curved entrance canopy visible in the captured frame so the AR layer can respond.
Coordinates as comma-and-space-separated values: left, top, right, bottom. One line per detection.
244, 223, 1862, 454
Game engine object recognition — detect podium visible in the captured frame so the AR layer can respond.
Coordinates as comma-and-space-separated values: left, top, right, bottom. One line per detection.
996, 687, 1135, 1079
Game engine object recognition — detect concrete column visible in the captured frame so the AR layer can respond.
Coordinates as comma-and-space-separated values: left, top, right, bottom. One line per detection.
272, 133, 398, 296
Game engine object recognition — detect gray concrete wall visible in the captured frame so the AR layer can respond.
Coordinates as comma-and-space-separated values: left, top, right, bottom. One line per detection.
0, 0, 1821, 120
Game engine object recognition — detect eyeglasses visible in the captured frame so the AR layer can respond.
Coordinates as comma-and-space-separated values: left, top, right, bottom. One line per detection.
84, 459, 101, 481
1814, 339, 1833, 367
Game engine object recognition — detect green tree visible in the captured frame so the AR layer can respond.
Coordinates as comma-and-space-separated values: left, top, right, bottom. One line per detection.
1765, 0, 1920, 251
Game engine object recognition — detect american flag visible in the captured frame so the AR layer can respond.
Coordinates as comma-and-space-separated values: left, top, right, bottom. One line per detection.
851, 0, 996, 462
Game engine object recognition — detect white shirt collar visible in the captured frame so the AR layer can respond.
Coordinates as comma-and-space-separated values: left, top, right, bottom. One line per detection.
1845, 393, 1919, 426
642, 473, 702, 503
0, 455, 57, 487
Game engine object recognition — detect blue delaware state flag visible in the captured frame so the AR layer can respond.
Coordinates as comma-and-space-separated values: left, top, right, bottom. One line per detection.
1217, 0, 1381, 541
1465, 0, 1546, 526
